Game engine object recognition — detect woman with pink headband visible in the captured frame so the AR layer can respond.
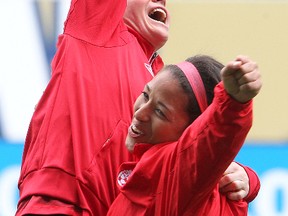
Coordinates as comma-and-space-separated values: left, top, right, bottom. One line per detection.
16, 0, 259, 214
107, 55, 262, 215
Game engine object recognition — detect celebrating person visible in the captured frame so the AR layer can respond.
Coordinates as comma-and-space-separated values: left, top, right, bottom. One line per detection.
16, 0, 259, 215
107, 55, 262, 215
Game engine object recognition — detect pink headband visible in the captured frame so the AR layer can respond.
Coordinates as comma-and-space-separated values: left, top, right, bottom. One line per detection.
176, 61, 208, 113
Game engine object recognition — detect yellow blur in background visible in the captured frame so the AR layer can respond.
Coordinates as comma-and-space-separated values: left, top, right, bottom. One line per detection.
162, 0, 288, 142
0, 1, 287, 215
33, 0, 288, 142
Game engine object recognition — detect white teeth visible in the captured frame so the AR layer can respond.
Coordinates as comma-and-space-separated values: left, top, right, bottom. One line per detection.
132, 125, 143, 135
152, 8, 166, 18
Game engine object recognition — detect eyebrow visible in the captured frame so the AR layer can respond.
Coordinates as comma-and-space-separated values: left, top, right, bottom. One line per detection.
146, 84, 151, 92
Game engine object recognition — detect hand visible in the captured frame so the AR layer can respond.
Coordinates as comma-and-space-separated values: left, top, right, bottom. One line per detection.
221, 55, 262, 103
219, 162, 249, 201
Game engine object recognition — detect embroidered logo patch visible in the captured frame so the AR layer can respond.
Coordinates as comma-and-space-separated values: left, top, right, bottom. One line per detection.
117, 169, 132, 187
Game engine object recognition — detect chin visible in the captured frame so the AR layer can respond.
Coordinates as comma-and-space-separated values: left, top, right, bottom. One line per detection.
126, 145, 135, 153
125, 137, 135, 153
149, 31, 169, 50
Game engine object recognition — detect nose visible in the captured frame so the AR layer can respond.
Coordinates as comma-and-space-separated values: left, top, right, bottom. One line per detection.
134, 104, 151, 122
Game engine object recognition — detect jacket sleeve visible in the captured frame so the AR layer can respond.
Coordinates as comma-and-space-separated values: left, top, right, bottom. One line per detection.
241, 164, 261, 202
63, 0, 126, 45
173, 82, 254, 211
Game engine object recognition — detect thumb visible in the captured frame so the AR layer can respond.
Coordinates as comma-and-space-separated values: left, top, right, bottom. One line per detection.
221, 60, 242, 78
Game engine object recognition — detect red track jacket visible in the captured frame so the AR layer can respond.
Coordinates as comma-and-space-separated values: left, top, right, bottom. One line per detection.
16, 0, 163, 215
16, 0, 259, 215
107, 83, 256, 216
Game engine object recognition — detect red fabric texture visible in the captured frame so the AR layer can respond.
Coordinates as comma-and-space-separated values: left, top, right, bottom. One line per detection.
107, 83, 254, 216
240, 164, 261, 203
16, 0, 259, 214
16, 0, 163, 215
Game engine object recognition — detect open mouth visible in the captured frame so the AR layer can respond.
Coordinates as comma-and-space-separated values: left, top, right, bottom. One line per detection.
131, 125, 143, 135
128, 124, 144, 138
149, 8, 167, 23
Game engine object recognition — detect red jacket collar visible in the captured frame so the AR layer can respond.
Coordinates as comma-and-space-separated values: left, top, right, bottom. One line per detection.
128, 27, 164, 75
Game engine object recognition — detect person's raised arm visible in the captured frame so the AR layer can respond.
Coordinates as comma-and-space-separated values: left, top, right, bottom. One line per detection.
174, 55, 262, 210
216, 56, 262, 201
64, 0, 127, 45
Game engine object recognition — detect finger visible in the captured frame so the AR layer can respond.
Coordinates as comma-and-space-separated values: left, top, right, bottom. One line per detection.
239, 60, 258, 75
235, 55, 250, 64
226, 189, 248, 201
221, 61, 242, 77
221, 162, 241, 187
231, 61, 258, 81
220, 180, 244, 193
238, 74, 262, 96
224, 161, 240, 173
219, 175, 230, 188
239, 80, 262, 99
237, 68, 261, 86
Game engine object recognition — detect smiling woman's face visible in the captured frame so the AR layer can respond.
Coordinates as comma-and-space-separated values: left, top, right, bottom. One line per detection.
126, 70, 190, 152
124, 0, 170, 51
